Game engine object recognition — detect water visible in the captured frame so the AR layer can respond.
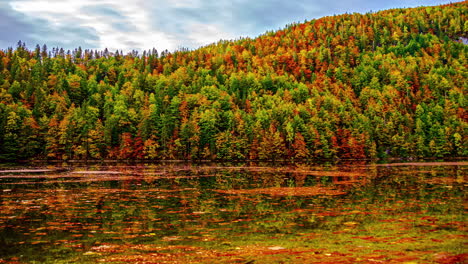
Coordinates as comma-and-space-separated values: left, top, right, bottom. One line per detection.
0, 162, 466, 263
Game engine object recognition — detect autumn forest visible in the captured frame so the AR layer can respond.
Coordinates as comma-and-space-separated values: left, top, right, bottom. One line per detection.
0, 1, 466, 161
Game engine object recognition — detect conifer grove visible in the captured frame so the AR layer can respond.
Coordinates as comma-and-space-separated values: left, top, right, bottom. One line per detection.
0, 1, 466, 161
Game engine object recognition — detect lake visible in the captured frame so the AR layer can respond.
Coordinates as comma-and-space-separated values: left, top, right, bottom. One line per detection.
0, 162, 466, 263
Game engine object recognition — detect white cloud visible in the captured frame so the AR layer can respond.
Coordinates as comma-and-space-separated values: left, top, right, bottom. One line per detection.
10, 0, 95, 13
167, 0, 202, 8
4, 0, 457, 52
186, 23, 236, 48
9, 0, 177, 52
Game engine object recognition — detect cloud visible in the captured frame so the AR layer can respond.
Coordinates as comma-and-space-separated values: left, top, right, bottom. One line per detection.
5, 0, 177, 52
185, 23, 237, 48
0, 0, 101, 50
0, 0, 458, 53
0, 2, 40, 48
86, 5, 127, 19
229, 0, 321, 34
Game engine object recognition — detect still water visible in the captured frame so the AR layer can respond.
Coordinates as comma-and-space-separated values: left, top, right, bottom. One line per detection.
0, 162, 466, 263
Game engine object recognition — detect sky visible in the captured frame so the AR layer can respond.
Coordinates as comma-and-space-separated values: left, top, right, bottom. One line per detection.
0, 0, 457, 53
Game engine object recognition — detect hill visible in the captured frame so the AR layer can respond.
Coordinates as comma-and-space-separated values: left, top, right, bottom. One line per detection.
0, 1, 466, 161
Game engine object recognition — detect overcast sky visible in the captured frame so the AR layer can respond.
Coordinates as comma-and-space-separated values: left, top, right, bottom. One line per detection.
0, 0, 456, 53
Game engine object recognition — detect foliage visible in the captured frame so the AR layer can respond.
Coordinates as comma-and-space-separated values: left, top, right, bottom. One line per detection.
0, 2, 466, 161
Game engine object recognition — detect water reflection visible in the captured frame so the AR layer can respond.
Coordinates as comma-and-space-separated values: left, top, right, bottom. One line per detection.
0, 162, 465, 263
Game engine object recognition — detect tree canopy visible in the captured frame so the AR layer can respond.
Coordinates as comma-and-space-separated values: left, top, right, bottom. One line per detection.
0, 2, 466, 161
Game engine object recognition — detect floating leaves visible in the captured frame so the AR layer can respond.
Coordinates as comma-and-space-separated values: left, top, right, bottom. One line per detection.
0, 163, 465, 263
216, 186, 346, 196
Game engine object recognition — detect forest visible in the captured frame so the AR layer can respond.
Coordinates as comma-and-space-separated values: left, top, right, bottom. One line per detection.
0, 1, 466, 161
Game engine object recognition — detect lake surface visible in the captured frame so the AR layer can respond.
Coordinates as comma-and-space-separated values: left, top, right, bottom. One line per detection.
0, 162, 466, 263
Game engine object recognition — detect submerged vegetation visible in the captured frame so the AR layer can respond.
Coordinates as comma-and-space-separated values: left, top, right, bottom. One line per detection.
0, 2, 467, 161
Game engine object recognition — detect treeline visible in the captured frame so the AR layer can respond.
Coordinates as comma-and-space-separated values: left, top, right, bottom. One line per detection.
0, 2, 466, 161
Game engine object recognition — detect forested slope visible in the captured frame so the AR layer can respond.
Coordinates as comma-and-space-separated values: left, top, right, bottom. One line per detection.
0, 1, 466, 161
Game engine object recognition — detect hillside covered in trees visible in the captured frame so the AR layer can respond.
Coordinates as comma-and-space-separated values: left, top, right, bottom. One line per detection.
0, 2, 466, 161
